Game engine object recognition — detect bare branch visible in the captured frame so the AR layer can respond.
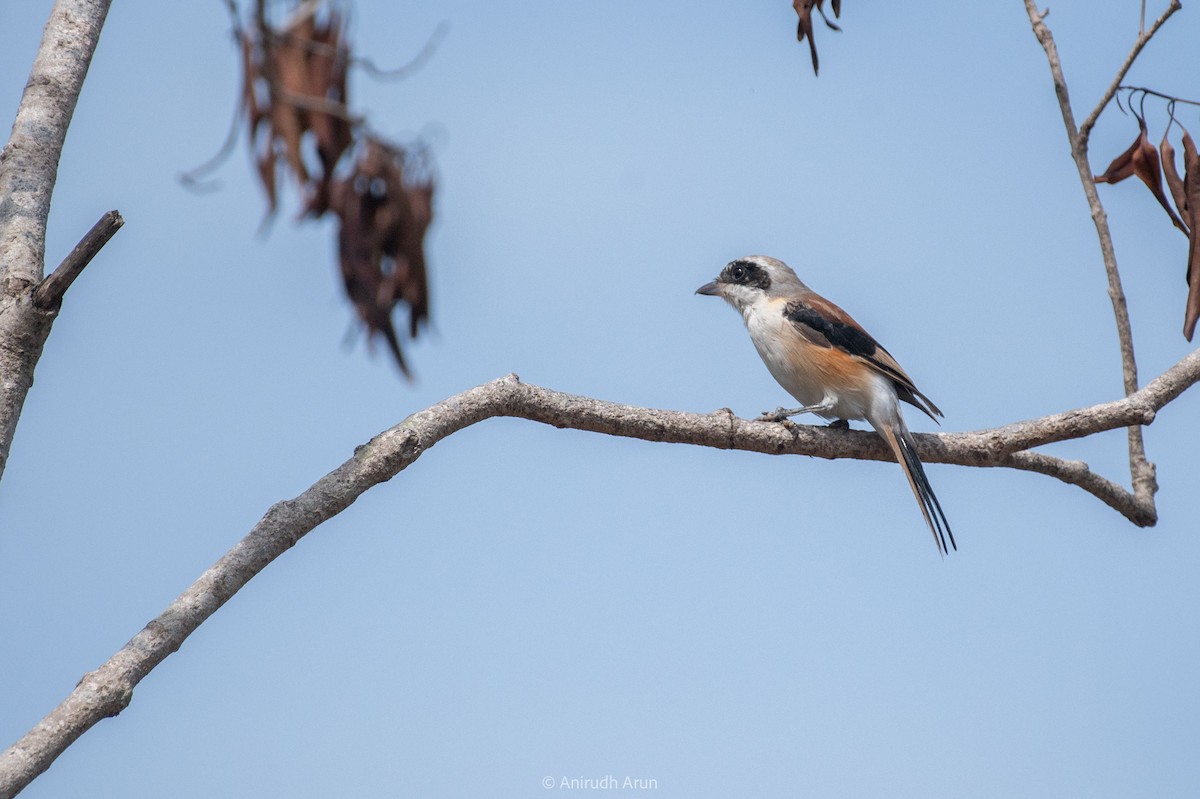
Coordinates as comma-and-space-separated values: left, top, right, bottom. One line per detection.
963, 350, 1200, 458
32, 211, 123, 310
0, 0, 114, 485
1118, 85, 1200, 109
3, 352, 1199, 795
999, 450, 1155, 525
0, 0, 113, 286
1079, 0, 1182, 149
1023, 0, 1158, 511
1024, 3, 1081, 147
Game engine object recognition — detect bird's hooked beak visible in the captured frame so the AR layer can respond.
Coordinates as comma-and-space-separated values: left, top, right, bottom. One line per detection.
695, 279, 721, 296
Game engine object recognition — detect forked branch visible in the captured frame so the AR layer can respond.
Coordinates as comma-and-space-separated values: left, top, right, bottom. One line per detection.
1079, 0, 1182, 149
0, 0, 114, 484
3, 353, 1199, 797
1022, 0, 1182, 518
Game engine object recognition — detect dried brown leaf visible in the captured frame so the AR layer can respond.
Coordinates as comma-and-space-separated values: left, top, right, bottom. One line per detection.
277, 15, 315, 95
815, 0, 842, 31
1182, 128, 1200, 340
240, 34, 262, 133
333, 172, 409, 375
241, 32, 278, 206
307, 11, 352, 178
1161, 130, 1189, 229
331, 139, 435, 375
793, 0, 820, 75
255, 150, 278, 215
397, 181, 434, 336
1095, 126, 1141, 184
269, 26, 312, 185
1095, 118, 1187, 235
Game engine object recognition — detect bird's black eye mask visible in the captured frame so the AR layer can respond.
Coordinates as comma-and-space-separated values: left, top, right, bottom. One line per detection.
723, 260, 772, 291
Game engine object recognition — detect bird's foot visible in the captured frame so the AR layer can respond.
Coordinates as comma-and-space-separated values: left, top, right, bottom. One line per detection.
757, 406, 809, 423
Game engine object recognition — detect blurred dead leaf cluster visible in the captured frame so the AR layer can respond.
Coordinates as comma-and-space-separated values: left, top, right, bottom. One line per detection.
792, 0, 843, 75
238, 0, 435, 376
1095, 99, 1200, 340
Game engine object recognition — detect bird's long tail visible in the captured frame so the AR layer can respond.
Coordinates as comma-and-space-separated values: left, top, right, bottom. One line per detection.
877, 421, 956, 556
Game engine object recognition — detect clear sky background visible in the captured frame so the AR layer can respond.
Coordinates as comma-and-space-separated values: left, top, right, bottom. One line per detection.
2, 2, 1198, 797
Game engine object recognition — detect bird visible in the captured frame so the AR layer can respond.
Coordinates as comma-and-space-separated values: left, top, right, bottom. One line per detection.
695, 255, 955, 555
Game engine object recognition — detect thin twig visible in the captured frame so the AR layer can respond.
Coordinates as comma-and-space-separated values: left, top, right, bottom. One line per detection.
357, 22, 448, 81
1078, 0, 1182, 149
177, 70, 247, 189
1118, 85, 1200, 108
177, 0, 246, 189
220, 0, 243, 39
32, 211, 124, 309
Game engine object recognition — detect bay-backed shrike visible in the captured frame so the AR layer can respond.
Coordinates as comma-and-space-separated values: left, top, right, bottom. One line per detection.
696, 255, 955, 555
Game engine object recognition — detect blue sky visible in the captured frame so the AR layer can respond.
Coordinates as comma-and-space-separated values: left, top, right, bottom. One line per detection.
2, 2, 1198, 797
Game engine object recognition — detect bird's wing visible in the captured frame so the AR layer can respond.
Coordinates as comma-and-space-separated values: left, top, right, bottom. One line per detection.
783, 296, 942, 420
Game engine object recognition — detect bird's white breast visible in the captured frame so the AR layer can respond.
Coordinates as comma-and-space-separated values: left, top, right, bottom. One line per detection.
737, 294, 889, 423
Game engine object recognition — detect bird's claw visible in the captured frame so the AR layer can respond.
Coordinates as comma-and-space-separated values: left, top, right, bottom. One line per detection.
756, 407, 797, 423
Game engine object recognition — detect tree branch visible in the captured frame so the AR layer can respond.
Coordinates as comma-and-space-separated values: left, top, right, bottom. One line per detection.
1078, 0, 1182, 150
1022, 0, 1172, 519
32, 211, 123, 310
3, 354, 1199, 796
998, 450, 1154, 525
0, 0, 112, 287
0, 0, 113, 484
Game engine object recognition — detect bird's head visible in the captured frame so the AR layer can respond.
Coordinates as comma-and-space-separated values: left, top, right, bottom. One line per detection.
695, 255, 806, 313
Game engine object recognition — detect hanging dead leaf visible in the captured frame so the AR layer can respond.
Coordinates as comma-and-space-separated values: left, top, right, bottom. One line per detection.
241, 33, 262, 134
1160, 131, 1189, 229
254, 151, 278, 215
238, 3, 361, 219
330, 139, 435, 375
300, 10, 352, 216
1095, 117, 1188, 235
269, 15, 313, 185
388, 155, 433, 343
1181, 128, 1200, 340
817, 0, 842, 29
792, 1, 843, 76
793, 0, 819, 75
1093, 131, 1138, 184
